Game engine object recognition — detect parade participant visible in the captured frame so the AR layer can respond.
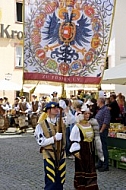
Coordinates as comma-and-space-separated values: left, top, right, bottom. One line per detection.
2, 97, 12, 113
72, 99, 83, 122
85, 99, 95, 118
62, 98, 75, 158
51, 91, 59, 103
19, 96, 31, 114
31, 94, 41, 129
34, 101, 66, 190
69, 105, 104, 190
0, 97, 9, 132
12, 97, 20, 113
40, 96, 47, 111
0, 98, 5, 115
95, 97, 111, 172
18, 96, 31, 132
31, 94, 41, 113
9, 97, 20, 127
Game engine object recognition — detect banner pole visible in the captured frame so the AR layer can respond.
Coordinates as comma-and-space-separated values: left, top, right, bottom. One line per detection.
57, 83, 66, 163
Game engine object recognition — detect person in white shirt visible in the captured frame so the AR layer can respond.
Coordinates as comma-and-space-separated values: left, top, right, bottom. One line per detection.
2, 97, 12, 113
69, 105, 104, 190
18, 96, 31, 133
30, 94, 42, 129
34, 100, 75, 190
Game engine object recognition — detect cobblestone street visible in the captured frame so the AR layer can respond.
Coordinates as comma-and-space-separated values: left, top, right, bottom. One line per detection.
0, 132, 126, 190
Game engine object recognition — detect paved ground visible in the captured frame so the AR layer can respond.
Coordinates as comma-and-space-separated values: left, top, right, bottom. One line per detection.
0, 129, 126, 190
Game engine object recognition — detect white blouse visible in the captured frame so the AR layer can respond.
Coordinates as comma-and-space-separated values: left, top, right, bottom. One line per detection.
69, 124, 93, 153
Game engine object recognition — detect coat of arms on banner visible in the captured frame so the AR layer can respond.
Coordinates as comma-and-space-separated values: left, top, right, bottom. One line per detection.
24, 0, 116, 84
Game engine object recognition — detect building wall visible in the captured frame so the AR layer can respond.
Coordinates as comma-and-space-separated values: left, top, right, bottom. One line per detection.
0, 0, 126, 102
114, 0, 126, 66
103, 0, 126, 96
114, 0, 126, 95
0, 0, 23, 103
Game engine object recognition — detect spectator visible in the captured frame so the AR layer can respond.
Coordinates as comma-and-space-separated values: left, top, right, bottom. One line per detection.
95, 98, 111, 172
108, 94, 120, 123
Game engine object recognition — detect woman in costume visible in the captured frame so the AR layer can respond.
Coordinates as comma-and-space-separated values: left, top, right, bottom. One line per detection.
69, 104, 104, 190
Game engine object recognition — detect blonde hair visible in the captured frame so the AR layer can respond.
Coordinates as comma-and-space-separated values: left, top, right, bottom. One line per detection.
72, 100, 83, 109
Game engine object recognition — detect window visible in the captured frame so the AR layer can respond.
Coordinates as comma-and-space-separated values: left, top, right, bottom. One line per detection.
16, 2, 23, 22
15, 46, 23, 67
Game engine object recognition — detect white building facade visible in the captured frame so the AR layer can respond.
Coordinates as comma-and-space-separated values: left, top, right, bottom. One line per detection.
0, 0, 23, 102
102, 0, 126, 95
0, 0, 126, 102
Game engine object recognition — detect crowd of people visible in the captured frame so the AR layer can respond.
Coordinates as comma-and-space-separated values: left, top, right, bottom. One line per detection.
0, 90, 126, 189
34, 91, 126, 190
0, 94, 49, 133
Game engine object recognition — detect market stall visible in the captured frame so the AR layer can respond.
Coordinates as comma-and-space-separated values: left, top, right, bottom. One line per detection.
108, 123, 126, 169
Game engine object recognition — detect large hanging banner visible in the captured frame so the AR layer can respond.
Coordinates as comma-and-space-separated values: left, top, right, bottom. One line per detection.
24, 0, 116, 84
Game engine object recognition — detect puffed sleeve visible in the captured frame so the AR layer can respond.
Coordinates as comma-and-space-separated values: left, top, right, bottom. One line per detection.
69, 125, 81, 153
34, 124, 54, 147
64, 110, 76, 125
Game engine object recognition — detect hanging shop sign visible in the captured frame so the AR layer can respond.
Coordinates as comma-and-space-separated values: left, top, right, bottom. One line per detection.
0, 24, 23, 40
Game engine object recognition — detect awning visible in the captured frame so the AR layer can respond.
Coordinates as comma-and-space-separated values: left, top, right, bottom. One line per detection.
102, 63, 126, 85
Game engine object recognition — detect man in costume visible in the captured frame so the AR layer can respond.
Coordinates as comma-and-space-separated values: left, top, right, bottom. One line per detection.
51, 91, 59, 103
30, 94, 41, 129
31, 94, 41, 114
18, 96, 31, 133
34, 100, 74, 190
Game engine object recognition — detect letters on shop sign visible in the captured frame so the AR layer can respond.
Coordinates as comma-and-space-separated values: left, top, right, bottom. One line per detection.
0, 24, 23, 40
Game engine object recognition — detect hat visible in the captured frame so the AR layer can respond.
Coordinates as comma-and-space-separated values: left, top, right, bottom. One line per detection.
85, 99, 94, 106
51, 91, 58, 96
43, 102, 59, 112
20, 96, 25, 99
15, 97, 20, 101
81, 104, 90, 112
52, 91, 57, 94
42, 96, 47, 99
98, 91, 105, 98
3, 97, 8, 101
32, 94, 37, 97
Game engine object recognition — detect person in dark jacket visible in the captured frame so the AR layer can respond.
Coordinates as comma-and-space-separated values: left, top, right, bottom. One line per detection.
108, 94, 120, 123
95, 98, 111, 172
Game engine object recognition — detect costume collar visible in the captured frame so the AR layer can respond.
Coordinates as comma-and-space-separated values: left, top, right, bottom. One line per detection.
47, 117, 57, 125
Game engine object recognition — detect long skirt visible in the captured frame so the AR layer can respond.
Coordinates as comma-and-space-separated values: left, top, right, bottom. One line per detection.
74, 141, 99, 190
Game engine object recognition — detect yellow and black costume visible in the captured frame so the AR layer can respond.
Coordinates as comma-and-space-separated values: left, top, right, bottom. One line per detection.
34, 102, 66, 190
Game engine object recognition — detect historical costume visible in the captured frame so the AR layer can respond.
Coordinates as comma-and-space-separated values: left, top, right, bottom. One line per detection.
10, 97, 20, 127
0, 97, 9, 132
51, 91, 59, 103
18, 96, 31, 132
34, 101, 66, 190
31, 94, 41, 129
70, 106, 104, 190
